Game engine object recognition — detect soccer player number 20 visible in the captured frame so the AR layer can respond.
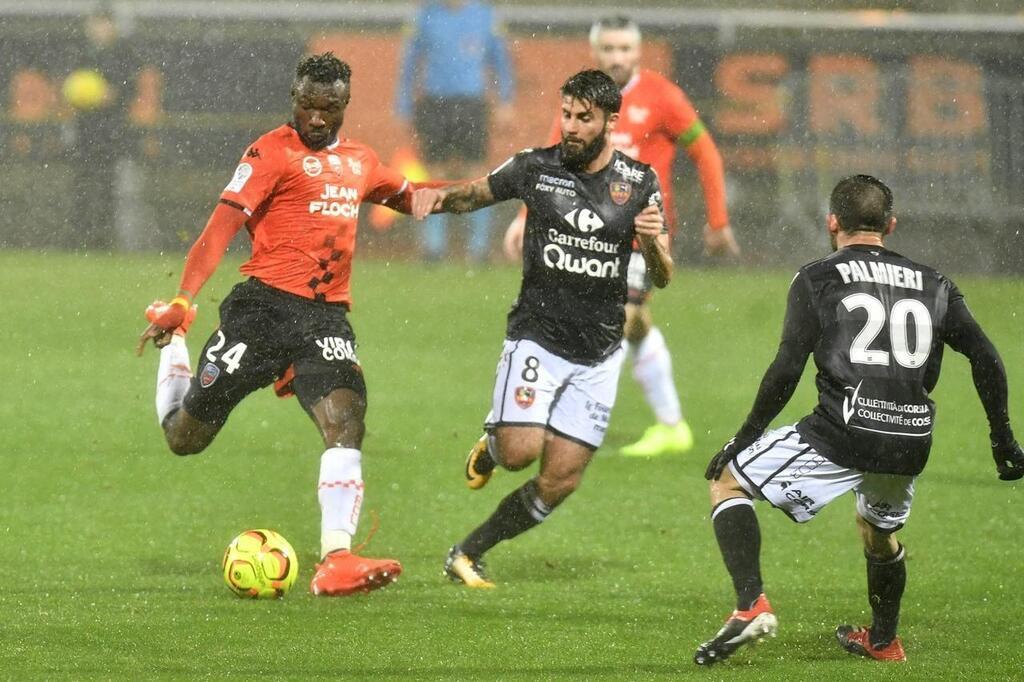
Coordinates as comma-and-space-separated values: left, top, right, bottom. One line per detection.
205, 330, 249, 374
841, 294, 933, 369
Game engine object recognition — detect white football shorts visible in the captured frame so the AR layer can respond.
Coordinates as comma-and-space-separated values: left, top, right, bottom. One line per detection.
727, 425, 916, 530
484, 338, 626, 449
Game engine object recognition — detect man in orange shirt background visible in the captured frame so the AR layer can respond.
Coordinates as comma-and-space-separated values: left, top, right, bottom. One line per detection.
137, 52, 431, 597
505, 16, 738, 458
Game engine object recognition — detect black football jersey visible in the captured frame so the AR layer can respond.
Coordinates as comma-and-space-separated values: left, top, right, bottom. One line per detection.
788, 244, 964, 475
488, 146, 664, 364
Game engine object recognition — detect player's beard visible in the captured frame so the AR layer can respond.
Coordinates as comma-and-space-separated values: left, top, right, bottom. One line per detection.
560, 130, 607, 171
296, 123, 341, 151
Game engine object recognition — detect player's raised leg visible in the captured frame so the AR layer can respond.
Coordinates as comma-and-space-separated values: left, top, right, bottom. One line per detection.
304, 385, 402, 596
141, 299, 222, 455
694, 465, 776, 666
447, 425, 550, 588
620, 300, 693, 457
464, 339, 559, 491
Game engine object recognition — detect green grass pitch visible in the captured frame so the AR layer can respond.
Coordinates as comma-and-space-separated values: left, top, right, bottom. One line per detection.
2, 250, 1022, 679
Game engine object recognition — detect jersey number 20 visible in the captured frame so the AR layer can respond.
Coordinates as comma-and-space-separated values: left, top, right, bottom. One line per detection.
841, 293, 933, 369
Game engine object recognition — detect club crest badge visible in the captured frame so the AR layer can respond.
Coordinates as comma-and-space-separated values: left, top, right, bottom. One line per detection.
609, 180, 632, 205
514, 386, 536, 409
303, 156, 323, 177
199, 362, 221, 388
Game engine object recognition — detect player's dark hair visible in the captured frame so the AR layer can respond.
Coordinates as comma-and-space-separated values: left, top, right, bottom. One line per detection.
295, 52, 352, 87
560, 69, 622, 117
829, 174, 894, 233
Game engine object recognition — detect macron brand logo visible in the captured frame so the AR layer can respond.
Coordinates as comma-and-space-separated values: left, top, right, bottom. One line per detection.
563, 208, 605, 233
843, 380, 863, 424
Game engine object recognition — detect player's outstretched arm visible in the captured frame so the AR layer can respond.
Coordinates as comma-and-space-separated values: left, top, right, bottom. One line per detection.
704, 340, 808, 480
635, 204, 672, 288
136, 202, 247, 355
372, 179, 453, 215
944, 298, 1024, 480
705, 274, 817, 479
411, 177, 497, 219
680, 128, 739, 257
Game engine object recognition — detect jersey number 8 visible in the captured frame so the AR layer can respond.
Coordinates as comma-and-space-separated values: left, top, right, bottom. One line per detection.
842, 293, 933, 369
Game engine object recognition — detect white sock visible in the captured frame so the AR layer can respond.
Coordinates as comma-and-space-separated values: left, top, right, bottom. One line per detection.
155, 336, 192, 425
318, 447, 363, 558
630, 327, 683, 426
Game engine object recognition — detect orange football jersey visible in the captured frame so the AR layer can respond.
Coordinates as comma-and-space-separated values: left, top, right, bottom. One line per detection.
220, 125, 407, 305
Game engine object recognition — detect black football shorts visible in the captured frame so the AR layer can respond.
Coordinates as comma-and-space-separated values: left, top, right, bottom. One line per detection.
414, 96, 489, 163
183, 278, 366, 426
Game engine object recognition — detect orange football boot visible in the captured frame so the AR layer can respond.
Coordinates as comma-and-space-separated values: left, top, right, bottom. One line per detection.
310, 550, 402, 596
836, 625, 907, 662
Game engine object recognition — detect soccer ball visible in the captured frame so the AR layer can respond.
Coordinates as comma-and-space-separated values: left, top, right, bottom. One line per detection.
62, 69, 109, 110
222, 529, 299, 599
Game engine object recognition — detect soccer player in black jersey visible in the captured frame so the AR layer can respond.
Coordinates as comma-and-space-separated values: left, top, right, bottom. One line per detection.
412, 70, 673, 587
693, 175, 1024, 665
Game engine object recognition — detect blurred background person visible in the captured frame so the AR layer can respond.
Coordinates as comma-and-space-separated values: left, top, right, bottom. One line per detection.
63, 4, 137, 250
395, 0, 515, 263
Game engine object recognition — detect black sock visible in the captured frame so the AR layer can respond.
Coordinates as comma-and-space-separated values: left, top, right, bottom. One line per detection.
711, 498, 763, 611
460, 478, 552, 557
866, 544, 906, 647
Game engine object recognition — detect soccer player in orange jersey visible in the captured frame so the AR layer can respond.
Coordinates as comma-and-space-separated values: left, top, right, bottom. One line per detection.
136, 53, 432, 597
504, 16, 738, 457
